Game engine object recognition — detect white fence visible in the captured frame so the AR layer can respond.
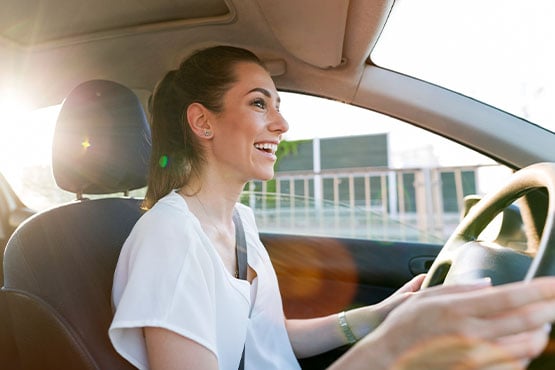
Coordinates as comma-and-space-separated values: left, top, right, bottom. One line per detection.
243, 165, 503, 242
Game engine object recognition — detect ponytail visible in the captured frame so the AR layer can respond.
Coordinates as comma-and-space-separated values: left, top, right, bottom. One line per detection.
142, 70, 205, 209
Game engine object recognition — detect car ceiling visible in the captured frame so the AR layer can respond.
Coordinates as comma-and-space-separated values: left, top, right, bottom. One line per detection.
0, 0, 393, 109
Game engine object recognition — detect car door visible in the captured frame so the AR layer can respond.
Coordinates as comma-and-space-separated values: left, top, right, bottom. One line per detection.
263, 233, 441, 369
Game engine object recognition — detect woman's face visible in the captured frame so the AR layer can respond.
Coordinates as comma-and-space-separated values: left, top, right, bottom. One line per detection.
208, 61, 289, 183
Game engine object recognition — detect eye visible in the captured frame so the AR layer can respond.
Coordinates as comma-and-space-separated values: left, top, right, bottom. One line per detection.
251, 98, 267, 110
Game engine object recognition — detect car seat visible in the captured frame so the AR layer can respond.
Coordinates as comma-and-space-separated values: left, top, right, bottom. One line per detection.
1, 79, 151, 370
0, 173, 26, 368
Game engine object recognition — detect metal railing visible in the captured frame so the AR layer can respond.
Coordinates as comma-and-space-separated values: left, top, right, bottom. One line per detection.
243, 164, 503, 242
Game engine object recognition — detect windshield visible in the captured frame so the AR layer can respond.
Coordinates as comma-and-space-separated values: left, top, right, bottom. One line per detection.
372, 0, 555, 133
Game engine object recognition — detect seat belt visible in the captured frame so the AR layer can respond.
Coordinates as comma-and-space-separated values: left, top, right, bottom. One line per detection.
233, 209, 248, 281
233, 208, 248, 370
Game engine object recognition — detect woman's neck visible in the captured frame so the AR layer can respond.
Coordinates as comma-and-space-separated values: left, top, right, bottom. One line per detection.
181, 176, 243, 222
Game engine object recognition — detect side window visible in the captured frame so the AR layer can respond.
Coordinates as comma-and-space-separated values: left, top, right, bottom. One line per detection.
0, 105, 70, 210
241, 92, 513, 243
1, 93, 514, 245
0, 104, 145, 212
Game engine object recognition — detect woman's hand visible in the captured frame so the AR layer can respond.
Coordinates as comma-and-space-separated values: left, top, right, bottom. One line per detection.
331, 277, 555, 370
345, 274, 427, 339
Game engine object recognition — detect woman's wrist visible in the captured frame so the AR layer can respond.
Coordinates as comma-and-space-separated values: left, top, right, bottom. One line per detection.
338, 311, 358, 344
341, 306, 384, 341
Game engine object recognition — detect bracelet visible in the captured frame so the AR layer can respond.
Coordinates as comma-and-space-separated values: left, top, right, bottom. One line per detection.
338, 311, 358, 344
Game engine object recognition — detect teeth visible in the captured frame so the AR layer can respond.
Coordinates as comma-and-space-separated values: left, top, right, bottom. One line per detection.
254, 143, 278, 153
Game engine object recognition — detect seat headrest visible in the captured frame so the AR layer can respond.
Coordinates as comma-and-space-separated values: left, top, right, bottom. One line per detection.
52, 80, 151, 196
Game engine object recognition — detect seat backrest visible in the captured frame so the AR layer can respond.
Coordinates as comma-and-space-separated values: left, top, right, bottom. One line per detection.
0, 171, 33, 370
2, 80, 151, 370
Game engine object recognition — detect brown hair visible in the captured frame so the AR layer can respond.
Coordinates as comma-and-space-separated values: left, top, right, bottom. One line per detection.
142, 46, 265, 209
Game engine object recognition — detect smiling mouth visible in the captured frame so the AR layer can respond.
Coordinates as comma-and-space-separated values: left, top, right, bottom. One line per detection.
254, 142, 278, 155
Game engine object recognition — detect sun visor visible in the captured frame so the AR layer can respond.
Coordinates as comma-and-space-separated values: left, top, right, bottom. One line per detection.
255, 0, 349, 69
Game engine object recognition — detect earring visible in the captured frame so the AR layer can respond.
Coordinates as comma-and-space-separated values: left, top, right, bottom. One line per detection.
204, 129, 211, 137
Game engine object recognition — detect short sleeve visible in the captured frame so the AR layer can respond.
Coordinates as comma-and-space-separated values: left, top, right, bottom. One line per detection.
109, 203, 219, 369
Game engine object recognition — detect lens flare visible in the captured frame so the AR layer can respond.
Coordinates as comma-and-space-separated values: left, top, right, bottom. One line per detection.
81, 137, 91, 150
159, 155, 168, 168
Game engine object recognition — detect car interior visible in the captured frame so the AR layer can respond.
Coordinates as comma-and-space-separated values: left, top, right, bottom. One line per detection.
2, 0, 555, 369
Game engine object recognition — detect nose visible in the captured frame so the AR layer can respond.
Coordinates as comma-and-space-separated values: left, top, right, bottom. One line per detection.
269, 109, 289, 134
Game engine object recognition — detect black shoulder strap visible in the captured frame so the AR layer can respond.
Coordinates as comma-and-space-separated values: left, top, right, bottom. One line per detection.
233, 208, 248, 281
232, 208, 247, 370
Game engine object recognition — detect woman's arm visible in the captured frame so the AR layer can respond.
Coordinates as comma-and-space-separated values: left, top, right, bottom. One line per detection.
329, 277, 555, 370
286, 274, 427, 358
285, 306, 378, 358
144, 327, 218, 370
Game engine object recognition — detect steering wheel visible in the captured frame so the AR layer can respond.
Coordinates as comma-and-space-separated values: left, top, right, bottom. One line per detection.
421, 162, 555, 288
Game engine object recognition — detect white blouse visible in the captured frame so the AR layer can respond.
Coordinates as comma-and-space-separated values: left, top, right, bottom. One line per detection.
109, 191, 300, 370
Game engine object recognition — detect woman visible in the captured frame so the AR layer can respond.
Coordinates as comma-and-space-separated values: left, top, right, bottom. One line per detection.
109, 45, 555, 370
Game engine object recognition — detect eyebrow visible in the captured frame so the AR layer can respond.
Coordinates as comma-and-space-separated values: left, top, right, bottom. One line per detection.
247, 87, 281, 103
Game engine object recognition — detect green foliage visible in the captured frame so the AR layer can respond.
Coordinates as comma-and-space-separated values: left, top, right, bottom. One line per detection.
275, 139, 307, 168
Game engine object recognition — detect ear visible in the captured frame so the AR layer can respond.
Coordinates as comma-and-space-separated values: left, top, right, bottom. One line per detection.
186, 102, 213, 138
